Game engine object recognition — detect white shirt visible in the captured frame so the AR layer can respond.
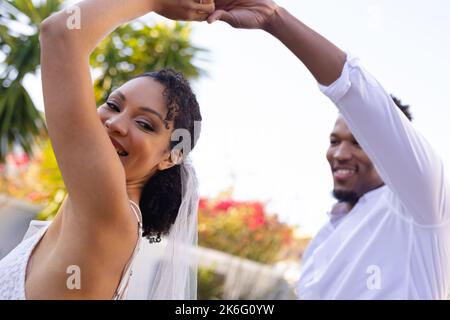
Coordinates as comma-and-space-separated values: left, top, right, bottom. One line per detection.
297, 55, 450, 299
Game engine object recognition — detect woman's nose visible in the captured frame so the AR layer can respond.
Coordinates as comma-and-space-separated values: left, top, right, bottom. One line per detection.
105, 116, 128, 136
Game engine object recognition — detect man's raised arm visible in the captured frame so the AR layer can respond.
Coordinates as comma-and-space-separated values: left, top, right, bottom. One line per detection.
209, 0, 449, 225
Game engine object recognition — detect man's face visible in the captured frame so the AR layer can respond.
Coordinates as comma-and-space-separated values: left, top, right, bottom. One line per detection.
326, 116, 384, 203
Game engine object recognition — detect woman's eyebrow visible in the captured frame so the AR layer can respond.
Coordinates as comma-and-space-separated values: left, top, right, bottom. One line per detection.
110, 90, 169, 128
139, 106, 169, 128
108, 90, 126, 102
115, 90, 126, 102
138, 106, 163, 120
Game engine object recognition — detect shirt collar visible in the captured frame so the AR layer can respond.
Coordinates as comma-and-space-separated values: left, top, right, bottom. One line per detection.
357, 184, 387, 204
326, 184, 387, 222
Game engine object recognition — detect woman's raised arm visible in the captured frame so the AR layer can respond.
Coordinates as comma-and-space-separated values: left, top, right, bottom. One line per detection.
39, 0, 214, 224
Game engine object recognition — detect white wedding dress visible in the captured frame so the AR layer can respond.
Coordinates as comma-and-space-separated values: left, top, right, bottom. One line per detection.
0, 200, 146, 300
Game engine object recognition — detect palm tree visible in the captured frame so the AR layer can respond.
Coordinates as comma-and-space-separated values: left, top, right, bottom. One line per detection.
0, 0, 60, 162
0, 0, 207, 163
91, 21, 207, 103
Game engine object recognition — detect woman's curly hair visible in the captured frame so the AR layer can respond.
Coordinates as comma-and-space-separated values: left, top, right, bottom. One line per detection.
134, 69, 201, 240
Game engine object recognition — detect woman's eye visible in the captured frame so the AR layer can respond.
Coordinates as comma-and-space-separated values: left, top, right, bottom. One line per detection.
106, 102, 120, 112
330, 140, 338, 145
137, 121, 154, 132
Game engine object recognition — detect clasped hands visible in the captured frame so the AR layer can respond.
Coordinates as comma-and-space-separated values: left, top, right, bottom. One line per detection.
151, 0, 279, 30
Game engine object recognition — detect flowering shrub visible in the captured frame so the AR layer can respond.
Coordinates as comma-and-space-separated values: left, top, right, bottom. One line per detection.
198, 197, 294, 264
0, 140, 66, 220
2, 144, 299, 265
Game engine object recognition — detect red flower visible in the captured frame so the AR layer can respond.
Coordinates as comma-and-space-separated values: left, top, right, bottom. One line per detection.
199, 198, 208, 210
243, 204, 266, 230
248, 213, 266, 230
250, 202, 264, 216
213, 199, 238, 212
7, 152, 30, 168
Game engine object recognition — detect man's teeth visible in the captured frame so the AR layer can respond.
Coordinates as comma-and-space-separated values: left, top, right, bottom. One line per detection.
336, 169, 355, 174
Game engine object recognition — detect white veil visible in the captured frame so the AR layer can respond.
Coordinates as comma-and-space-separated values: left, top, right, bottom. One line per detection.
126, 157, 199, 300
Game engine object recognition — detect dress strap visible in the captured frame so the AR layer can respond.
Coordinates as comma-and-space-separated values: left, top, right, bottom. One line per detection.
112, 200, 143, 300
129, 200, 143, 226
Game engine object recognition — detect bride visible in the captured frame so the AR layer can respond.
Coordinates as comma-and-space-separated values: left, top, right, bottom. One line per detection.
0, 0, 214, 300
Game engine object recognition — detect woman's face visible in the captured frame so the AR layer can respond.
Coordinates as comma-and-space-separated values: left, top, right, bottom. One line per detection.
98, 76, 175, 185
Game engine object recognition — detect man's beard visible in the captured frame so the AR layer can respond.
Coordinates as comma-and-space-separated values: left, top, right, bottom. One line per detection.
332, 189, 360, 204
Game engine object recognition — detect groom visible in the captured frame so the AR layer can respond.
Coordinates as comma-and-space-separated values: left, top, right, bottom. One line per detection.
207, 0, 450, 299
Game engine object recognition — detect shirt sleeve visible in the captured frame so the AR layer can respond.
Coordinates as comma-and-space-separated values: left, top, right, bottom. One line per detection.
319, 54, 450, 226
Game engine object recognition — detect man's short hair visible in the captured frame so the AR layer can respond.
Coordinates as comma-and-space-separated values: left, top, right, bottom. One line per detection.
391, 95, 413, 121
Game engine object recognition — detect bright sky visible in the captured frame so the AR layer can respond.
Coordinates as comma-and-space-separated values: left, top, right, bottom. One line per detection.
25, 0, 450, 235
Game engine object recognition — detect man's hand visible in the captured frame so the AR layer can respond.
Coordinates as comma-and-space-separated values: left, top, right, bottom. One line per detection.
152, 0, 215, 22
207, 0, 279, 29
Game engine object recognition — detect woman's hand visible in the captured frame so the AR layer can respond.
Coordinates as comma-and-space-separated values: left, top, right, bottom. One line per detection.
152, 0, 216, 21
207, 0, 279, 29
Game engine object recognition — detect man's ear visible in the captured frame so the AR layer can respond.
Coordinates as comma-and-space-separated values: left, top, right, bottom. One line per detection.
157, 149, 182, 171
